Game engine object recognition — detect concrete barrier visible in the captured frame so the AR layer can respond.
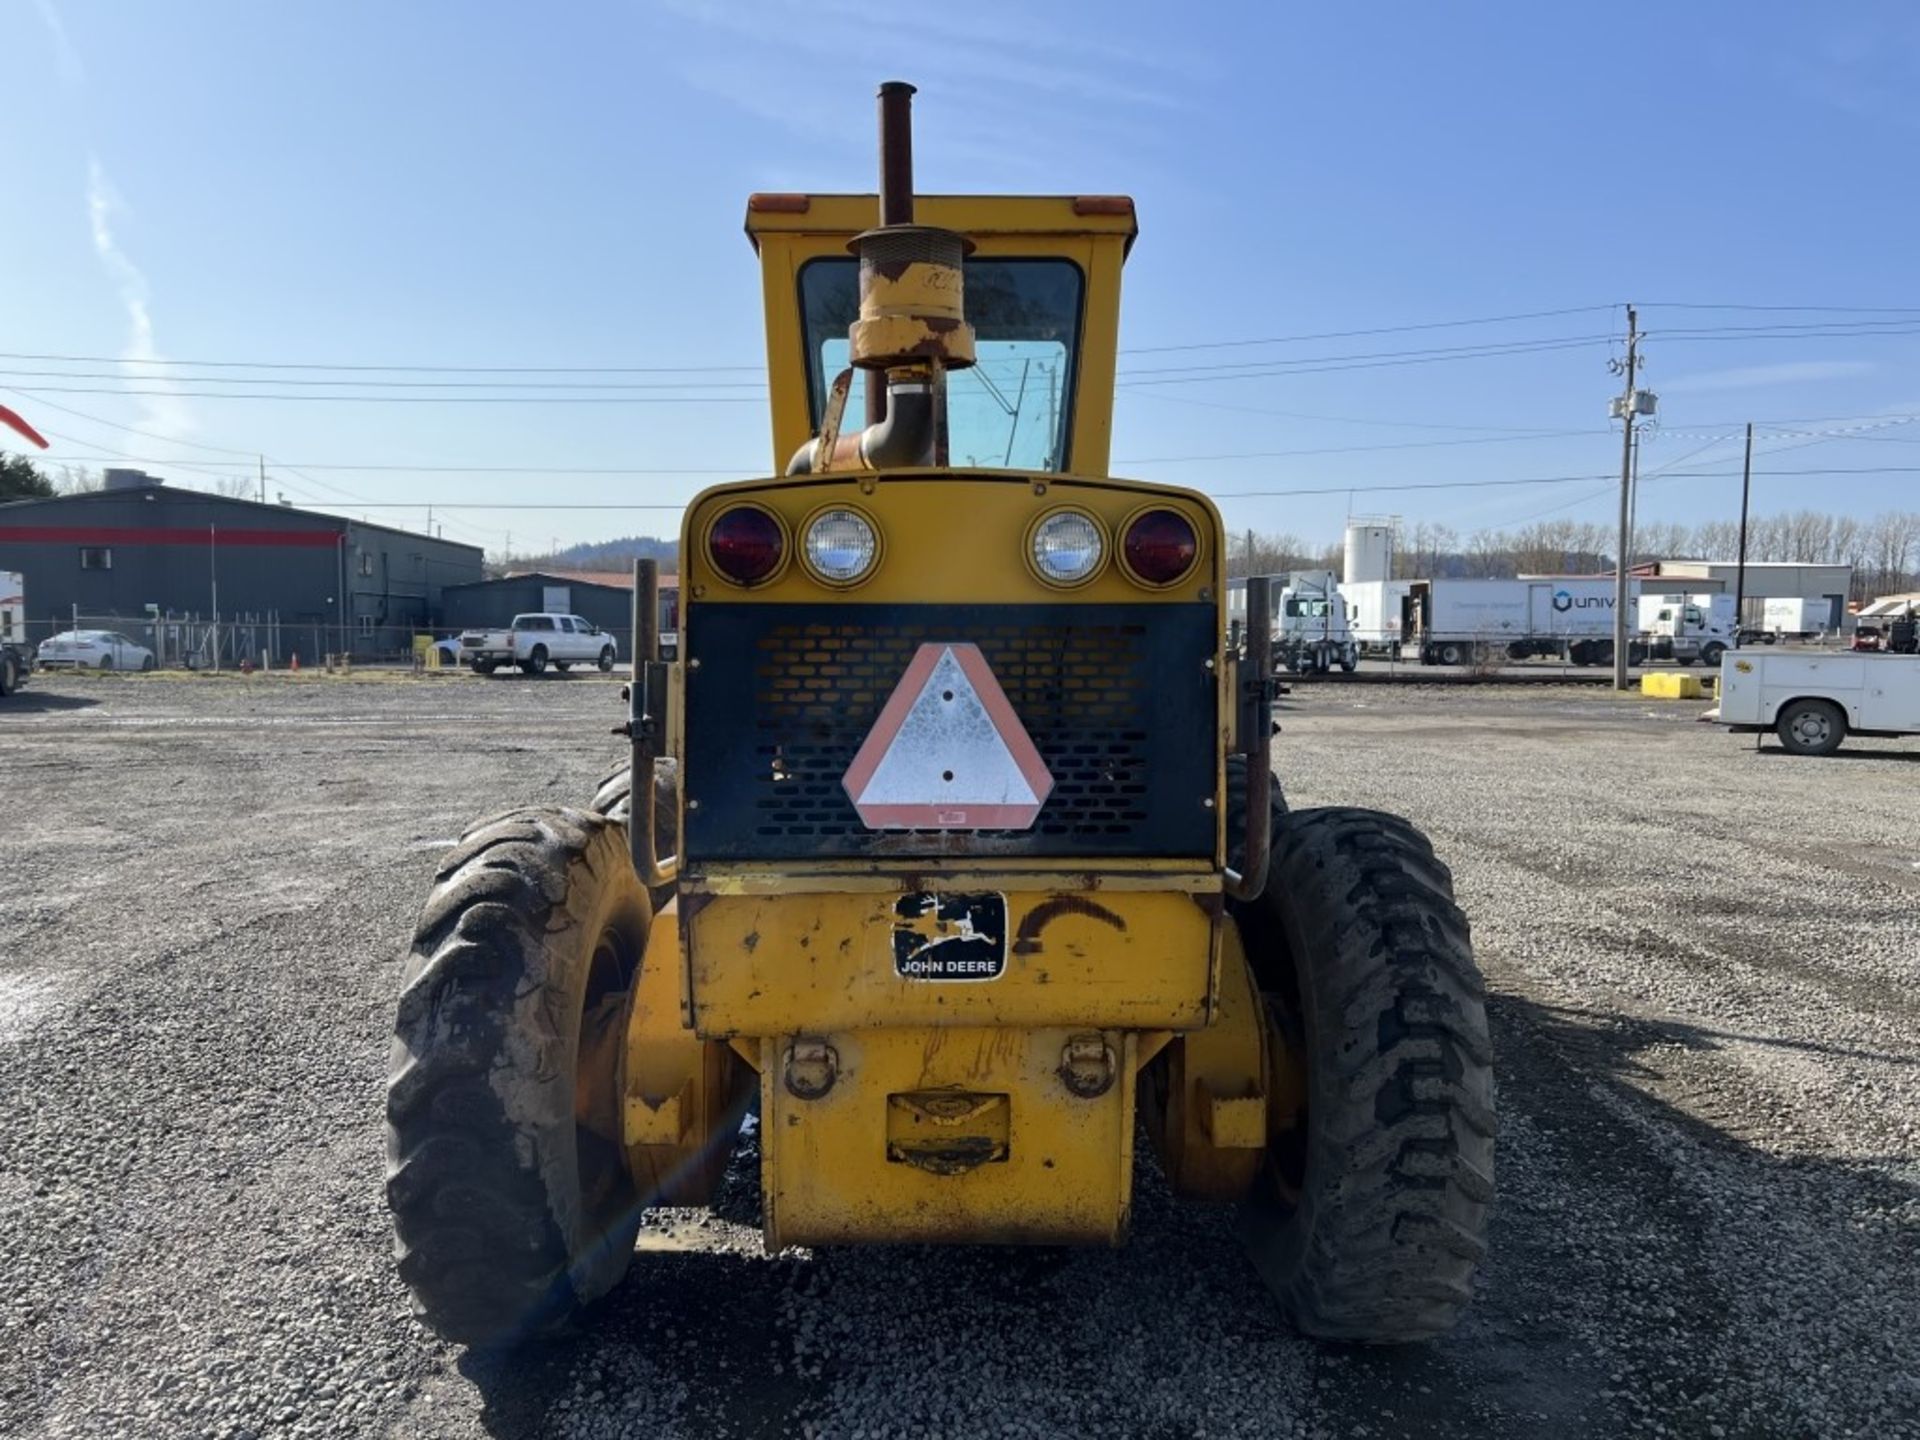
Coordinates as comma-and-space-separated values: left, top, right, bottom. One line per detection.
1641, 672, 1705, 700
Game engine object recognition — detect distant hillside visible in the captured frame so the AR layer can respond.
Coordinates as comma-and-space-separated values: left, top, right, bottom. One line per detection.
550, 535, 678, 571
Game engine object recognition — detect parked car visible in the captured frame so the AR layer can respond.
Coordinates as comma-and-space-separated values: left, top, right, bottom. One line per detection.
458, 614, 618, 676
37, 629, 156, 672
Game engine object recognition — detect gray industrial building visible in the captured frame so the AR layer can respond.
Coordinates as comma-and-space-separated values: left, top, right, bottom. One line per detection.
0, 470, 483, 662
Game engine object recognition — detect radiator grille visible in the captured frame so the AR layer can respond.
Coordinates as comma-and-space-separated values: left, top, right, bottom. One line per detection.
683, 603, 1216, 860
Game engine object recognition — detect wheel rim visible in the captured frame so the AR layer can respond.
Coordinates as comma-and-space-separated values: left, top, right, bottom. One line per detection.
574, 921, 640, 1225
1260, 992, 1309, 1212
1790, 710, 1831, 746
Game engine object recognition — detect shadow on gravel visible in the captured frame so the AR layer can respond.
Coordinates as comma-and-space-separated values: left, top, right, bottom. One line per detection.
0, 690, 100, 712
1753, 745, 1920, 763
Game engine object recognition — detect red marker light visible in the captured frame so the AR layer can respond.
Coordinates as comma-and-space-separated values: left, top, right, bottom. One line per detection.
708, 506, 785, 585
1122, 508, 1198, 586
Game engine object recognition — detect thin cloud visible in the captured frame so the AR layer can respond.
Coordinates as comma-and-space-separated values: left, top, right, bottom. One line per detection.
86, 158, 194, 444
31, 0, 85, 86
1659, 360, 1875, 395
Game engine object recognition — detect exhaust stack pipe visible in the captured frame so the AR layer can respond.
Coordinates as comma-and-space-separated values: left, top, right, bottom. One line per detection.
787, 81, 975, 476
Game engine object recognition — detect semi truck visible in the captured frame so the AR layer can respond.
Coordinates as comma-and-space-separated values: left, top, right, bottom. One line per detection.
1226, 572, 1359, 674
0, 570, 29, 697
1636, 592, 1736, 667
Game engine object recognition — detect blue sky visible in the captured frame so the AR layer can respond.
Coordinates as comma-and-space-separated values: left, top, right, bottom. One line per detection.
7, 0, 1920, 556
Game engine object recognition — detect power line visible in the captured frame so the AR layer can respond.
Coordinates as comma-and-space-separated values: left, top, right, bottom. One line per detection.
1120, 305, 1621, 354
3, 385, 762, 405
0, 369, 768, 392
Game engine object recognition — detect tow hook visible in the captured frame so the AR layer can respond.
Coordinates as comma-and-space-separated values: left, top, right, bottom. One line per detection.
1058, 1033, 1116, 1098
784, 1038, 839, 1100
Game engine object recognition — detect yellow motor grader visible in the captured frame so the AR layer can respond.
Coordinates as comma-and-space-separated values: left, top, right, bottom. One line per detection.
386, 83, 1493, 1347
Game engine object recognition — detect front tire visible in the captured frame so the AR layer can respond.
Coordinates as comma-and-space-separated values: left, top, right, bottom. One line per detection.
387, 808, 649, 1345
0, 654, 16, 696
1776, 698, 1846, 757
1699, 642, 1726, 667
1436, 642, 1465, 667
1233, 807, 1494, 1343
598, 646, 615, 673
471, 658, 495, 675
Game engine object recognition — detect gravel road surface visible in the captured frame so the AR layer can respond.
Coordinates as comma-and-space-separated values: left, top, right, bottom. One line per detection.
1, 673, 1914, 1439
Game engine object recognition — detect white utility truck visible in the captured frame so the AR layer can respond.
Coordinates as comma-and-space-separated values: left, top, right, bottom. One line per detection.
1711, 646, 1920, 755
458, 613, 618, 676
1636, 592, 1736, 667
0, 570, 29, 697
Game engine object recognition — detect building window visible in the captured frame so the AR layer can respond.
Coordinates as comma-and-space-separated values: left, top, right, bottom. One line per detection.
358, 551, 375, 577
79, 547, 112, 570
357, 615, 374, 635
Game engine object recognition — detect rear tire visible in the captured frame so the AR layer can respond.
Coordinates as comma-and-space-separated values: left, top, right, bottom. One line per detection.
0, 654, 15, 696
1436, 642, 1465, 666
98, 655, 113, 671
1232, 807, 1494, 1343
387, 808, 649, 1345
1776, 698, 1846, 757
523, 646, 549, 676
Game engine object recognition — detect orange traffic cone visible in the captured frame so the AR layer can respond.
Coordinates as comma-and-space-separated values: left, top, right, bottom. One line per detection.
290, 652, 301, 671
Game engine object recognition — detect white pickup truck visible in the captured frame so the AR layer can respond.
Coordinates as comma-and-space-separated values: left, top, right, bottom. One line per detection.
1710, 649, 1920, 755
459, 613, 618, 676
1, 569, 29, 697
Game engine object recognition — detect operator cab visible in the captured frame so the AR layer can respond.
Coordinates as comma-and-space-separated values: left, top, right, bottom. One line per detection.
744, 193, 1136, 477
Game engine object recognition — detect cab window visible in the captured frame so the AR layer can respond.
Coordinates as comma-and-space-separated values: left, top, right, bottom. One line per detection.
799, 257, 1084, 472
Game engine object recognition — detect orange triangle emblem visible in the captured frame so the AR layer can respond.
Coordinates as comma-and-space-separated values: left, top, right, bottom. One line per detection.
842, 643, 1053, 830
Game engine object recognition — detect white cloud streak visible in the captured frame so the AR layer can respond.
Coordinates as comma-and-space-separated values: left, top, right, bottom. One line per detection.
86, 157, 194, 444
31, 0, 85, 86
1659, 360, 1875, 395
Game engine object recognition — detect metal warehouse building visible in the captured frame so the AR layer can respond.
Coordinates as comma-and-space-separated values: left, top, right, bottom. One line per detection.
0, 471, 483, 663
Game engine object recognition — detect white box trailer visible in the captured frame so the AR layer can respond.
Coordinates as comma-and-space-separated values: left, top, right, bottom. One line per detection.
1344, 578, 1411, 656
1403, 578, 1634, 665
1761, 596, 1838, 638
0, 570, 28, 696
1712, 650, 1920, 755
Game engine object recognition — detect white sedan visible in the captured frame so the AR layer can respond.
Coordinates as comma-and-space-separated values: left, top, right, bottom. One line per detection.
37, 629, 156, 672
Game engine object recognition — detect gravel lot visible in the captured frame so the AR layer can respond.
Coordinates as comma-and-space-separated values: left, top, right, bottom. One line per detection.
2, 672, 1915, 1439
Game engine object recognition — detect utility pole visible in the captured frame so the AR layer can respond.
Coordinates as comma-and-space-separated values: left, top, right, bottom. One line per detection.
1734, 422, 1753, 634
258, 455, 266, 505
1609, 305, 1651, 689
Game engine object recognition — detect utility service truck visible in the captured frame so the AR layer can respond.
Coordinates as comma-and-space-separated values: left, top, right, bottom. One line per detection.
0, 570, 28, 697
1710, 643, 1920, 755
386, 82, 1493, 1356
458, 612, 619, 675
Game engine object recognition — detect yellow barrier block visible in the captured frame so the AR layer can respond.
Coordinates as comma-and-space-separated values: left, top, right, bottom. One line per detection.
1641, 673, 1704, 700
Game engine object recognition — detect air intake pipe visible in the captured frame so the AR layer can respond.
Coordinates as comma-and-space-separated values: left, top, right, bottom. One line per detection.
786, 81, 975, 477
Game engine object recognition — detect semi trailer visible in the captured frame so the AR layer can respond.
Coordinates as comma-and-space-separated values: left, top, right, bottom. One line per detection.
1401, 578, 1631, 665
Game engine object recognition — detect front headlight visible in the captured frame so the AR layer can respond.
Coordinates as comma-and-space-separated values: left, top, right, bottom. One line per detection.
802, 507, 880, 585
1029, 509, 1107, 586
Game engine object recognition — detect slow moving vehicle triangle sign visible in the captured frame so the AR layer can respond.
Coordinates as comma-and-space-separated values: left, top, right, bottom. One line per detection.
843, 643, 1053, 829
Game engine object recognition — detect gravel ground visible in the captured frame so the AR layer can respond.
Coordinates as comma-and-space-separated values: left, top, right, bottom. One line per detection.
1, 672, 1915, 1439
